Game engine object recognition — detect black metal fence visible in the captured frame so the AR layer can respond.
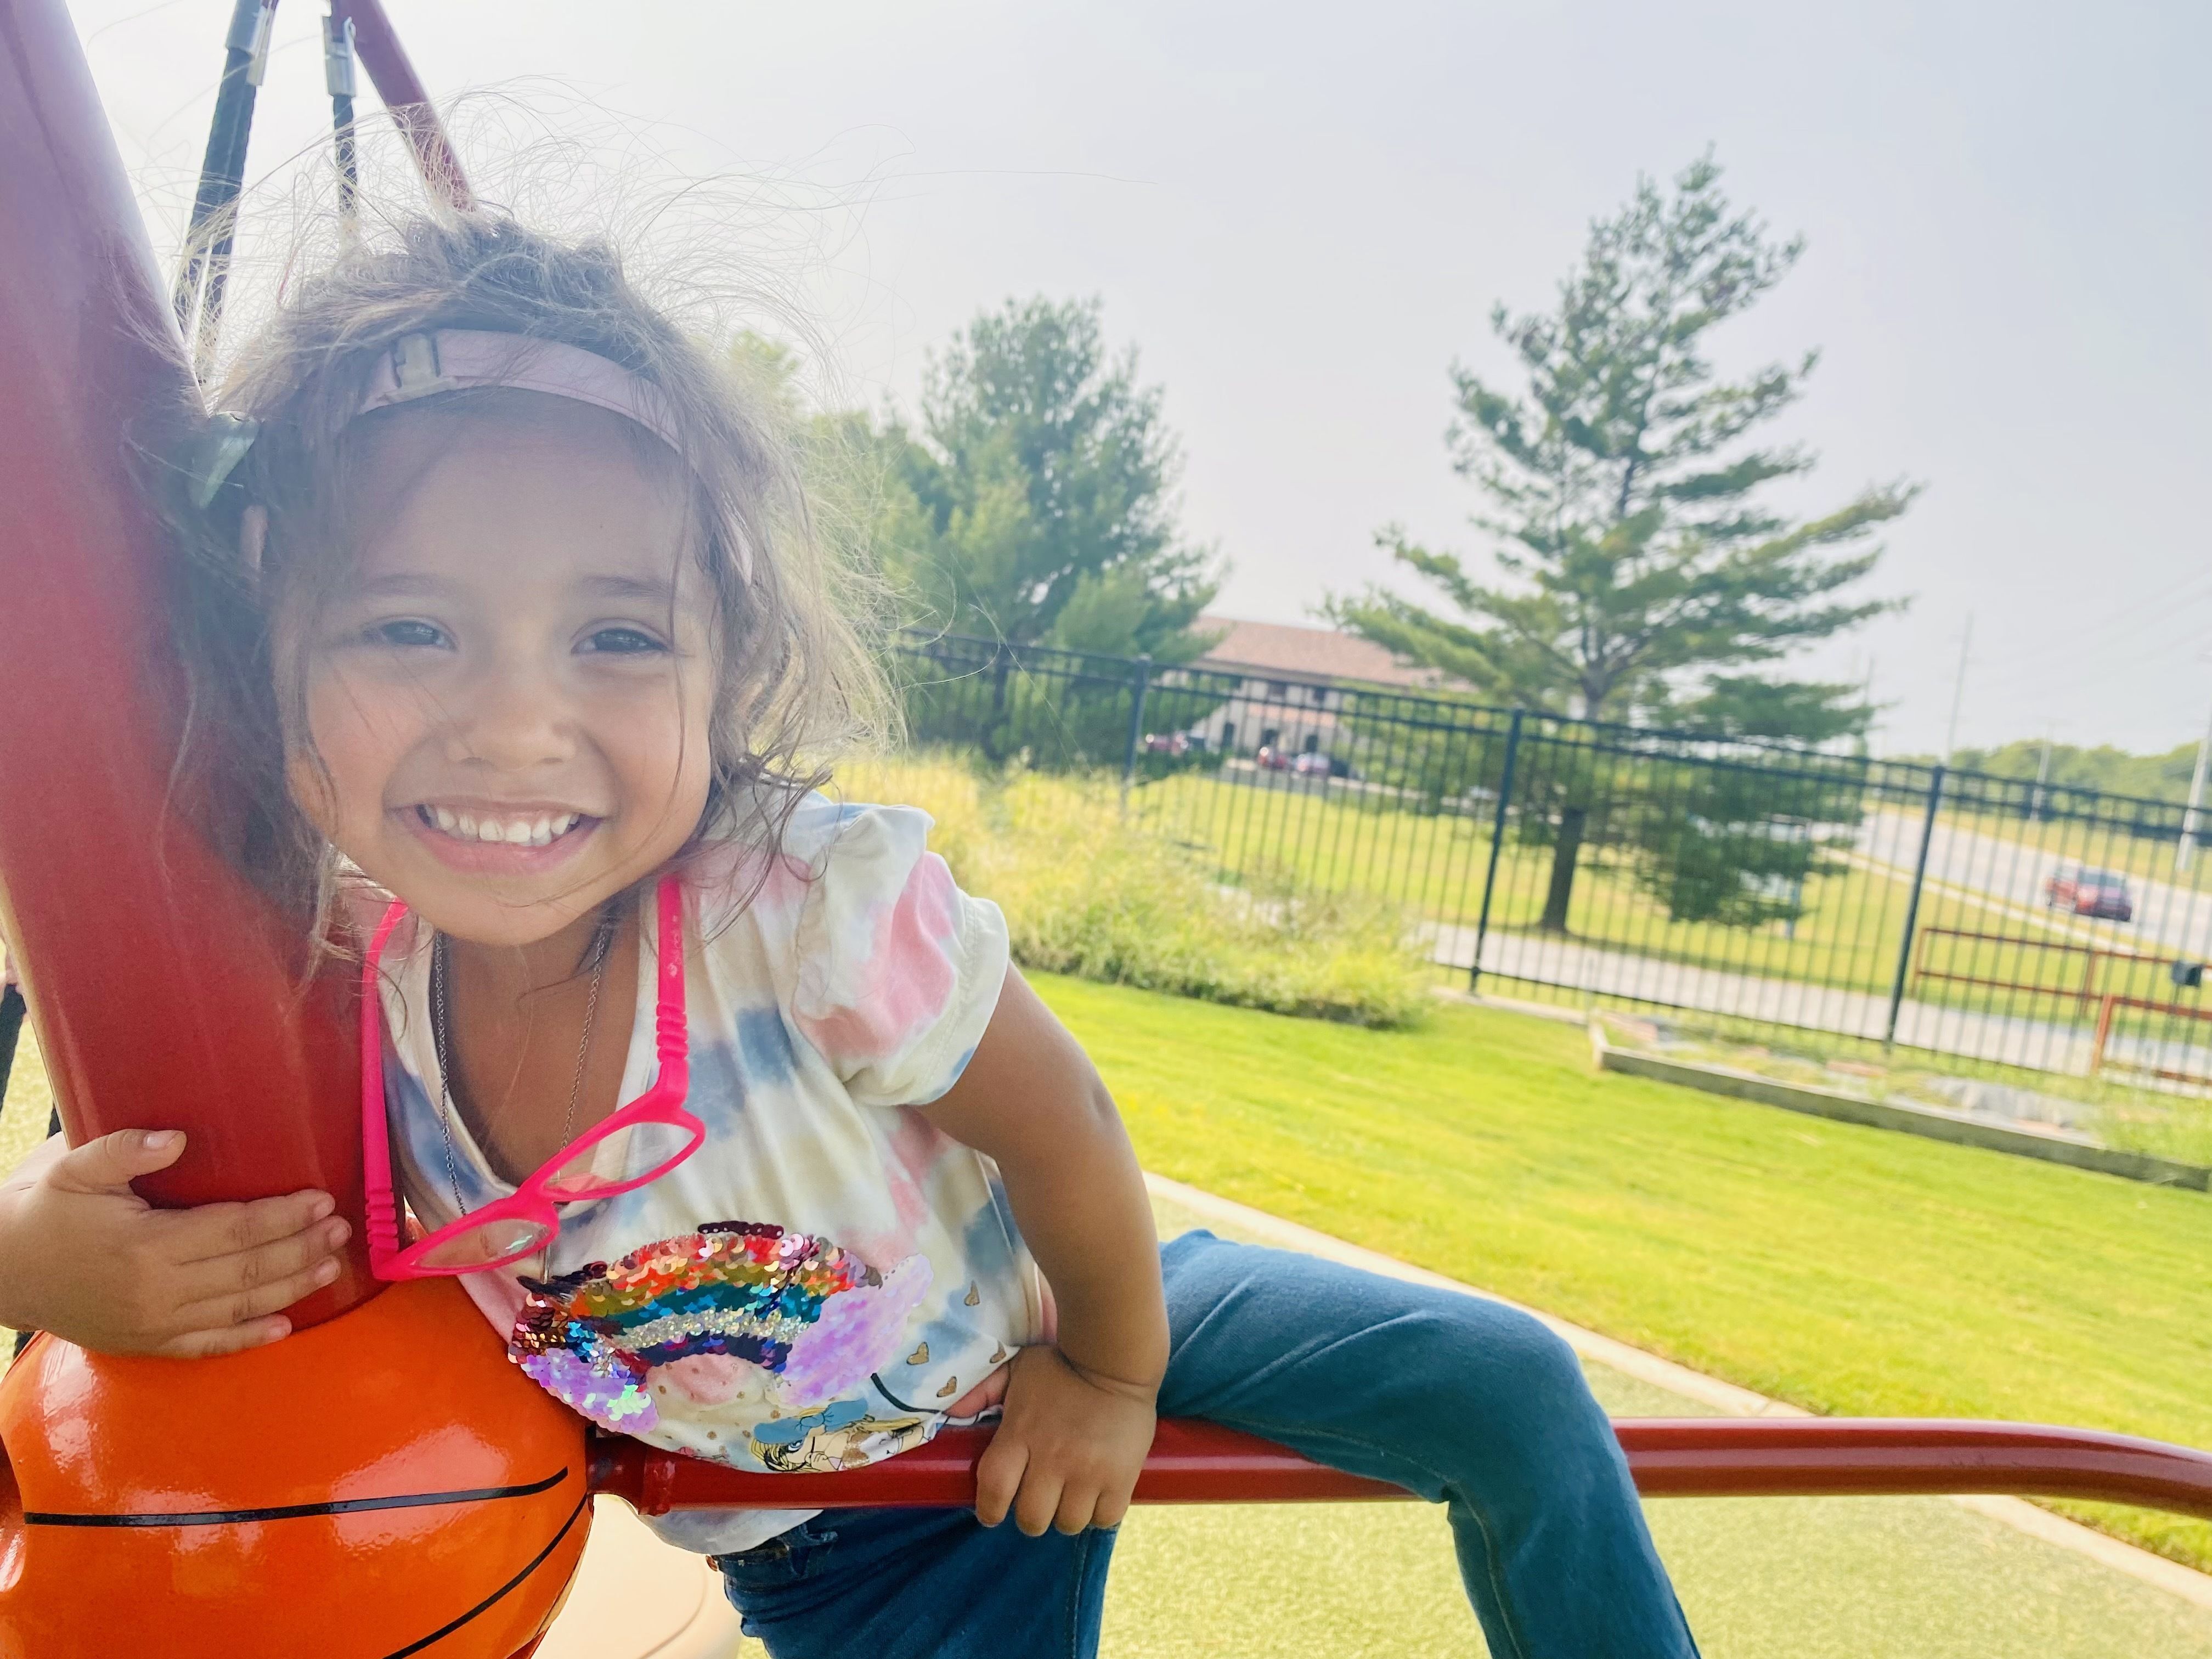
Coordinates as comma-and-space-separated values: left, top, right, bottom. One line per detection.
894, 631, 2212, 1093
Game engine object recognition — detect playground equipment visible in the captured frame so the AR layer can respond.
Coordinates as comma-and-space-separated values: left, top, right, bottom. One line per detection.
0, 2, 2209, 1652
588, 1415, 2212, 1518
0, 1283, 591, 1658
0, 3, 585, 1654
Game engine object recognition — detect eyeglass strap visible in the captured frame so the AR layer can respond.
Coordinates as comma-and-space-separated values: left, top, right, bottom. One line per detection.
653, 872, 688, 1077
360, 899, 410, 1268
363, 875, 685, 1268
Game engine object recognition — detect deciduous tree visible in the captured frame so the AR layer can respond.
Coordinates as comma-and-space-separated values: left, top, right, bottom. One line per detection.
880, 297, 1218, 662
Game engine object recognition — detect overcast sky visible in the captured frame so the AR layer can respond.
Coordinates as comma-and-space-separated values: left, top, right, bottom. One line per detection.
67, 0, 2212, 757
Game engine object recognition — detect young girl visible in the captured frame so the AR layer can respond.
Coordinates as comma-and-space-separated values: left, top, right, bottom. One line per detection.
0, 215, 1698, 1658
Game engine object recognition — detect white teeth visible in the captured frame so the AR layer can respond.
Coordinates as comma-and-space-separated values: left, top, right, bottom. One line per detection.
422, 808, 584, 847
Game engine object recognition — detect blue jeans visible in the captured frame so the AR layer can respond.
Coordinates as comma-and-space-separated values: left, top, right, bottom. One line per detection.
715, 1231, 1698, 1658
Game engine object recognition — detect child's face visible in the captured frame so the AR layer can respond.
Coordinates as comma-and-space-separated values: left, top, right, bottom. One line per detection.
283, 403, 718, 950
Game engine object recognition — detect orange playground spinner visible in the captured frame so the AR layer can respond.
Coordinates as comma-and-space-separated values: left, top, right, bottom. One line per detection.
0, 3, 595, 1651
0, 1280, 590, 1659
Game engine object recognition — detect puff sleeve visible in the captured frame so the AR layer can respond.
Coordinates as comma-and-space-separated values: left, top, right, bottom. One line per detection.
786, 804, 1010, 1108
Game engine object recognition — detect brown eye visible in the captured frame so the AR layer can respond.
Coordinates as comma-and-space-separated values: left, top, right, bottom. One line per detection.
583, 626, 664, 655
371, 619, 446, 648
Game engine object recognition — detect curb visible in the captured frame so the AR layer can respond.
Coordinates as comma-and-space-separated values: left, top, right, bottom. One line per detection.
1589, 1028, 2211, 1191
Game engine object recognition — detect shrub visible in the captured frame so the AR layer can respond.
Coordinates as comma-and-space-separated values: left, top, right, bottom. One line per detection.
836, 757, 1430, 1028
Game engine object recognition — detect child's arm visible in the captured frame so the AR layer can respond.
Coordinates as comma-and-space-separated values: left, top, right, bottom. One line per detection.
922, 967, 1168, 1537
0, 1129, 349, 1357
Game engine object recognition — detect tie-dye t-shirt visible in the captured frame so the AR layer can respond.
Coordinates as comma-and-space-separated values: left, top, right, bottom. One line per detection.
376, 795, 1036, 1555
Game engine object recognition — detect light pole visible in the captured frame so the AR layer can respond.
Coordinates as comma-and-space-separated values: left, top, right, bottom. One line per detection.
2178, 692, 2212, 876
1943, 613, 1973, 766
2030, 723, 2057, 821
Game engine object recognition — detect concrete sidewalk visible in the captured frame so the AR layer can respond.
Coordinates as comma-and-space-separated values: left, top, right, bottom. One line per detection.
1429, 916, 2108, 1072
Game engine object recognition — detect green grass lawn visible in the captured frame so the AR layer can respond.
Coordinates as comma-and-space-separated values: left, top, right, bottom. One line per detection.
1032, 971, 2212, 1573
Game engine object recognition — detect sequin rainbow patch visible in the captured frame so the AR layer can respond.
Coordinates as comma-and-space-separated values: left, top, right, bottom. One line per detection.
506, 1221, 929, 1436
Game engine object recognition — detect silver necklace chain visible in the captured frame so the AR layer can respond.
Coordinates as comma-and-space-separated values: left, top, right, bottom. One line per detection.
430, 923, 611, 1216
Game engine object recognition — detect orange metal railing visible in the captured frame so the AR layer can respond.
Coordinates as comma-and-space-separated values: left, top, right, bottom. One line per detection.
2090, 991, 2212, 1086
1912, 924, 2154, 1018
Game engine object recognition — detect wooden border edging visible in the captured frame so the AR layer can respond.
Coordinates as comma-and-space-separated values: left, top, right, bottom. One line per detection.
1592, 1032, 2210, 1191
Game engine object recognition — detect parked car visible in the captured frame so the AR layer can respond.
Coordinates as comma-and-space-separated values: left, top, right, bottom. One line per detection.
2046, 865, 2134, 921
1139, 732, 1193, 757
1253, 745, 1294, 771
1290, 751, 1348, 778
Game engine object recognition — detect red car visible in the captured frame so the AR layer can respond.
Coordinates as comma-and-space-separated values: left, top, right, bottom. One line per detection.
2046, 865, 2134, 921
1253, 745, 1293, 771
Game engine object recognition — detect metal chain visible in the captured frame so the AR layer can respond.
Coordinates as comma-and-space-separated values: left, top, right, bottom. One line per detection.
430, 921, 611, 1214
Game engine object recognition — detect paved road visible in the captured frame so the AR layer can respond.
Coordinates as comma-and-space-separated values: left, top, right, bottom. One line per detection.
1860, 809, 2212, 961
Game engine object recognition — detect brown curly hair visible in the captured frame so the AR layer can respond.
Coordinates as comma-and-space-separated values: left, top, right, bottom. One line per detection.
157, 211, 885, 941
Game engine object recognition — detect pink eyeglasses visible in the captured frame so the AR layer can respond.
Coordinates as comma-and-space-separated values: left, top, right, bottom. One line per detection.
360, 873, 704, 1278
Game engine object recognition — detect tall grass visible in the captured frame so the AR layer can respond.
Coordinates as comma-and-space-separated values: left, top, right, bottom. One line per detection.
837, 757, 1430, 1027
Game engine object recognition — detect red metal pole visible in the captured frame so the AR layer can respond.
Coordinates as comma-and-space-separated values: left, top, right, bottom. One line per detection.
590, 1416, 2212, 1522
0, 0, 371, 1320
334, 0, 472, 208
1616, 1417, 2212, 1516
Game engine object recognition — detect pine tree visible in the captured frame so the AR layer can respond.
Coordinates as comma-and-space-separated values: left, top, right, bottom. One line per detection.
1333, 153, 1912, 930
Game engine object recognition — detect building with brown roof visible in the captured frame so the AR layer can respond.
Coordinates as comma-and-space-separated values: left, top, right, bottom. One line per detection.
1193, 616, 1457, 691
1175, 615, 1463, 761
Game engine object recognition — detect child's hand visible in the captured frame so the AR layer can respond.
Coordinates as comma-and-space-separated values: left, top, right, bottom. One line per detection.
974, 1344, 1158, 1536
0, 1130, 348, 1358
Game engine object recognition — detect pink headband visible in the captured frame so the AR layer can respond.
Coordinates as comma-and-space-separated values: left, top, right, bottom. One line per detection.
355, 329, 685, 454
349, 329, 749, 578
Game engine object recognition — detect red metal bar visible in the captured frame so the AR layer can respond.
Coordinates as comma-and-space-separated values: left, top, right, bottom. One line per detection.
1911, 925, 2187, 1018
0, 0, 371, 1319
332, 0, 471, 208
1917, 925, 2149, 963
2094, 994, 2212, 1023
1915, 966, 2135, 997
2089, 990, 2212, 1087
1617, 1418, 2212, 1516
589, 1417, 2212, 1522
